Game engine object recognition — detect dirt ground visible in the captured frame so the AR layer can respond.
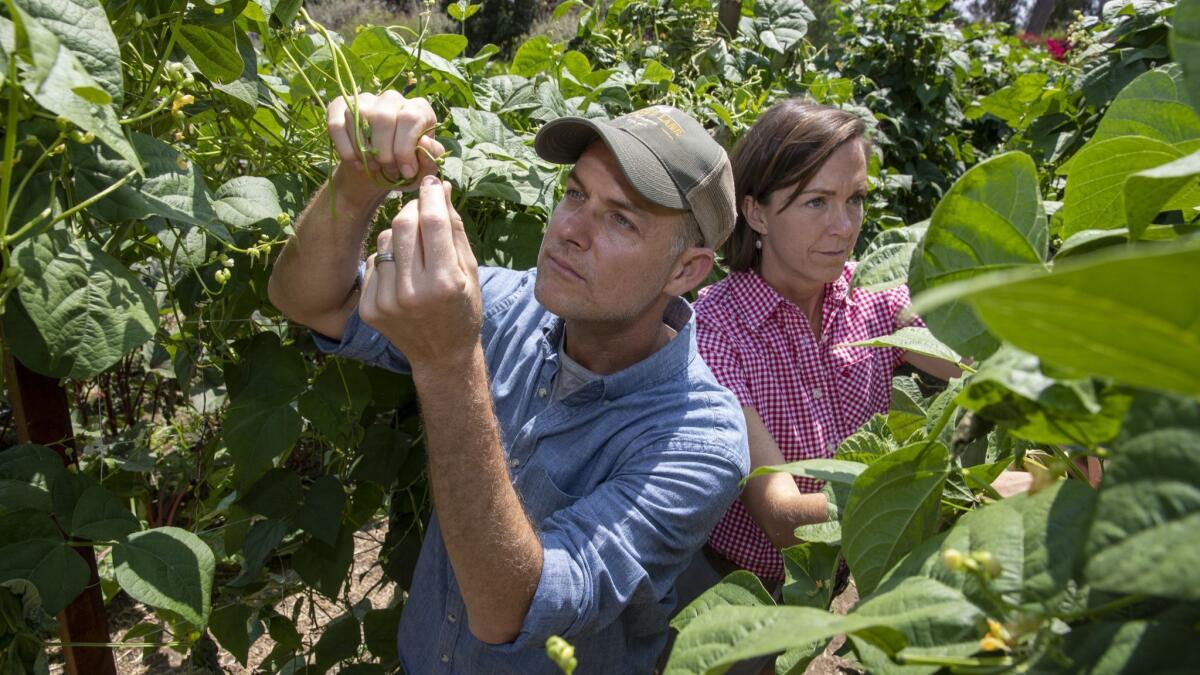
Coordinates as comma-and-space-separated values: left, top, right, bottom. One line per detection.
48, 527, 863, 674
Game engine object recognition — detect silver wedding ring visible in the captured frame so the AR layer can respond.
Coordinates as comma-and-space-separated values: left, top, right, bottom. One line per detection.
376, 251, 396, 263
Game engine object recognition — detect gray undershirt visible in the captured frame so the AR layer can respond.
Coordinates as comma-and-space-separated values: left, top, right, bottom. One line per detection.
552, 332, 600, 401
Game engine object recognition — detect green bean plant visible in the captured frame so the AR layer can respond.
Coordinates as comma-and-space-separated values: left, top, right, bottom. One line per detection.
663, 1, 1200, 672
3, 0, 1190, 672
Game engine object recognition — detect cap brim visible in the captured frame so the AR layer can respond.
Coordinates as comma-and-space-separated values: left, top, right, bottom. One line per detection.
534, 117, 686, 210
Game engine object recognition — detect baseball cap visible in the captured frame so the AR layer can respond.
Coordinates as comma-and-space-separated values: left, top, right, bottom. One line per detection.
533, 106, 736, 249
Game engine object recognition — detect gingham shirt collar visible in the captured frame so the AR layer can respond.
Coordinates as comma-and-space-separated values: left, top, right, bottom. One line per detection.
731, 267, 855, 335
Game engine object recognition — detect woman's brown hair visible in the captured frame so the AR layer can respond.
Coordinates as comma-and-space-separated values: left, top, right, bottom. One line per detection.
724, 99, 870, 271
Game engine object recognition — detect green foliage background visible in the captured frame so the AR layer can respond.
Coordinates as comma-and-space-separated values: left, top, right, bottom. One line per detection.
0, 0, 1197, 672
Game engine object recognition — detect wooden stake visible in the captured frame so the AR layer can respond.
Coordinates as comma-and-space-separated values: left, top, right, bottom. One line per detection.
4, 352, 117, 675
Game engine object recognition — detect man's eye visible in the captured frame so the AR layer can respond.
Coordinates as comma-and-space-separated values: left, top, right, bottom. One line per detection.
613, 213, 635, 229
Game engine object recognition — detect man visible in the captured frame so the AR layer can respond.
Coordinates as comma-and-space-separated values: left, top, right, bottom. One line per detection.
268, 90, 749, 673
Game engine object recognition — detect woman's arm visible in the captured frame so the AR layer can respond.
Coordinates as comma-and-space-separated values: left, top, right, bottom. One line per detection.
738, 406, 829, 551
902, 351, 964, 381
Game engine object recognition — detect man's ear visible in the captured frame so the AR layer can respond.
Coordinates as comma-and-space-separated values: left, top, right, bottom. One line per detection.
742, 194, 769, 237
665, 246, 715, 297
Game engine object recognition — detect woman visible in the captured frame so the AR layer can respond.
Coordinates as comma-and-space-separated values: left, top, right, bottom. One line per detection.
690, 99, 962, 593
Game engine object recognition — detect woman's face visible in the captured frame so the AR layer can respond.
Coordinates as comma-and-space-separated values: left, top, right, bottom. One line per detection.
746, 141, 868, 290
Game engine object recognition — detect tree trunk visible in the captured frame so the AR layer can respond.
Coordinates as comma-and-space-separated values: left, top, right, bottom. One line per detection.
718, 0, 741, 40
1025, 0, 1058, 35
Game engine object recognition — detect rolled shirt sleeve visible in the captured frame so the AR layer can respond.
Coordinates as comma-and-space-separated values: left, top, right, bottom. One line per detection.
311, 266, 519, 374
497, 438, 747, 650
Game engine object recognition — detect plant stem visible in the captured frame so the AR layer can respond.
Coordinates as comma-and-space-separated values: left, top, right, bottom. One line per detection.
0, 67, 23, 241
5, 169, 138, 245
1059, 593, 1146, 623
899, 653, 1014, 667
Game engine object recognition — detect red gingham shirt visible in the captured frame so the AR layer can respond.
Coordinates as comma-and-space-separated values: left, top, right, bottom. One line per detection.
695, 263, 920, 580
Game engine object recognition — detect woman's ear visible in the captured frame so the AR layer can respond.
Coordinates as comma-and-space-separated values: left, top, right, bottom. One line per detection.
742, 194, 769, 237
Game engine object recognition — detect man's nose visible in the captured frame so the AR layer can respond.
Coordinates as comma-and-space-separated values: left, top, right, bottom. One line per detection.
553, 206, 592, 249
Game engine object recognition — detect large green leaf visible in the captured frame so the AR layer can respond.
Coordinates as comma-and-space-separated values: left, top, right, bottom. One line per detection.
1123, 149, 1200, 239
293, 475, 345, 547
291, 526, 355, 598
1061, 135, 1186, 237
0, 537, 89, 616
749, 0, 815, 53
911, 239, 1200, 398
70, 483, 142, 541
14, 0, 123, 106
0, 445, 63, 515
744, 458, 866, 485
913, 152, 1046, 359
1084, 428, 1200, 599
298, 360, 371, 448
237, 468, 303, 520
6, 3, 137, 167
1090, 65, 1200, 147
113, 527, 215, 627
956, 346, 1132, 445
209, 603, 257, 667
510, 36, 560, 77
70, 133, 232, 243
1174, 0, 1200, 109
314, 612, 361, 672
229, 518, 290, 587
664, 577, 978, 674
223, 403, 303, 479
842, 327, 964, 368
213, 176, 283, 229
875, 481, 1095, 611
13, 233, 158, 380
842, 442, 950, 597
850, 224, 926, 291
781, 542, 840, 610
212, 29, 259, 111
670, 570, 775, 634
177, 24, 243, 84
224, 333, 308, 406
1028, 605, 1200, 674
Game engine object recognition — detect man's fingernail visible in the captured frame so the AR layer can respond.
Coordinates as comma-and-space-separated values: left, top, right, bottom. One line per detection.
401, 163, 415, 179
422, 174, 439, 186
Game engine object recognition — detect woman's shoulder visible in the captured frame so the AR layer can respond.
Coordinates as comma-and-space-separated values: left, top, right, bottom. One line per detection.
694, 272, 744, 316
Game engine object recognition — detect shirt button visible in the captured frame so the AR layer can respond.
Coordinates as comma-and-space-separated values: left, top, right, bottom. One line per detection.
826, 441, 837, 453
813, 387, 823, 400
510, 457, 520, 469
441, 653, 450, 663
602, 399, 611, 405
537, 387, 548, 398
447, 613, 457, 623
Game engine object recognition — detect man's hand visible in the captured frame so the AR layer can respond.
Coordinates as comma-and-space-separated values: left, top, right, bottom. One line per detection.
326, 91, 444, 191
360, 176, 482, 374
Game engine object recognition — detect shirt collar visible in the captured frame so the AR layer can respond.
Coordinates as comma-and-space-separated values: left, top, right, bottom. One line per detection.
539, 297, 696, 403
731, 266, 854, 333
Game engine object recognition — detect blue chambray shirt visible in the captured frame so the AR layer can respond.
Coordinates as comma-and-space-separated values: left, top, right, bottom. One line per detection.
315, 267, 748, 674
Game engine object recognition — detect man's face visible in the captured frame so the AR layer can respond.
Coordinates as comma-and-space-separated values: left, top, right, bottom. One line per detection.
534, 141, 685, 324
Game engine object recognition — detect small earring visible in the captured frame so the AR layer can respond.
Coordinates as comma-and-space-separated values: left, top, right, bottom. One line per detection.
755, 237, 762, 250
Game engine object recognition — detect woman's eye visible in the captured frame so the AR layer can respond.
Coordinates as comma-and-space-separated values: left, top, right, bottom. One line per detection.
565, 188, 584, 200
849, 194, 866, 206
806, 197, 825, 208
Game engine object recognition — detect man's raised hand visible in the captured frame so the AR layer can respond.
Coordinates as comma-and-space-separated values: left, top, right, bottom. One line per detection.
326, 91, 445, 189
360, 176, 482, 373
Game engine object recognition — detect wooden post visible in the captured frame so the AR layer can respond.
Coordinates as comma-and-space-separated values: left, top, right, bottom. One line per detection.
4, 352, 117, 675
718, 0, 741, 40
